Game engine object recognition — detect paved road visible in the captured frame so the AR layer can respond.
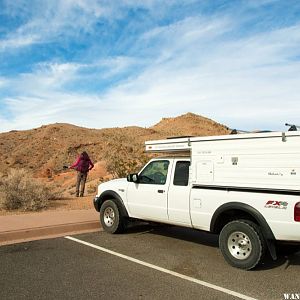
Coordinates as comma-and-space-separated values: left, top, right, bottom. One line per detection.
0, 223, 299, 300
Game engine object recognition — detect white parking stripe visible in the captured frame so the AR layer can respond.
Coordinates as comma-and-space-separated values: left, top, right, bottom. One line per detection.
65, 236, 257, 300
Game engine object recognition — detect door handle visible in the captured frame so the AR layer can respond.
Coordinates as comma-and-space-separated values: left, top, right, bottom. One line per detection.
158, 190, 165, 193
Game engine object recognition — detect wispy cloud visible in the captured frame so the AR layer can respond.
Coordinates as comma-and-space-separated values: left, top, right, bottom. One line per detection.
0, 0, 181, 51
0, 0, 104, 51
0, 34, 40, 51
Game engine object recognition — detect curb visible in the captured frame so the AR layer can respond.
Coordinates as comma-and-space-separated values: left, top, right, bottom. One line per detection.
0, 221, 101, 246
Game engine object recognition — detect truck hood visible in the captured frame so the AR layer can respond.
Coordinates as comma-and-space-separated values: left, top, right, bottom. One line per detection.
97, 178, 128, 196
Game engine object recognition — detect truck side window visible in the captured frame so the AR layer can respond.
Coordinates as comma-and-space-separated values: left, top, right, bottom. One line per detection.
139, 160, 169, 185
173, 161, 190, 186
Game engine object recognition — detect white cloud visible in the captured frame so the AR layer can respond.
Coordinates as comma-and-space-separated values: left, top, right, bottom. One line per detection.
98, 57, 138, 78
62, 0, 104, 17
0, 0, 199, 52
0, 0, 177, 51
2, 93, 98, 131
2, 58, 137, 99
5, 62, 83, 96
0, 1, 103, 51
0, 34, 40, 50
0, 77, 8, 88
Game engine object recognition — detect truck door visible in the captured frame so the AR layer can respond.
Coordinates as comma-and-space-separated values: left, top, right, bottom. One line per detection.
126, 159, 171, 221
167, 160, 192, 225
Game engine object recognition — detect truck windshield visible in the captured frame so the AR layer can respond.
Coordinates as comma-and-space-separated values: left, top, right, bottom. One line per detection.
139, 160, 169, 185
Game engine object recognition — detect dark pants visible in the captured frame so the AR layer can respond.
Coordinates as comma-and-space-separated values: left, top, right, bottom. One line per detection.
76, 172, 87, 197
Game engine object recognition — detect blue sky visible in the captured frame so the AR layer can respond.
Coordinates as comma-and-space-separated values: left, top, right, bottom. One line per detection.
0, 0, 300, 133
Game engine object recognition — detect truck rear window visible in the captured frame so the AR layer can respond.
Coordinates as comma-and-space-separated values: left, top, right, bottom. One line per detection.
173, 161, 190, 186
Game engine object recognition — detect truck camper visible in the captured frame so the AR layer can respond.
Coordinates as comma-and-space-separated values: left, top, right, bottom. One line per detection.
94, 130, 300, 269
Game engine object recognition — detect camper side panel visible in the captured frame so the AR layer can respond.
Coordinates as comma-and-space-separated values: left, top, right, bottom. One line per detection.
191, 135, 300, 190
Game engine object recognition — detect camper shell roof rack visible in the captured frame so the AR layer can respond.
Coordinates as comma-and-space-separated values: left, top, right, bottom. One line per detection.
145, 131, 300, 152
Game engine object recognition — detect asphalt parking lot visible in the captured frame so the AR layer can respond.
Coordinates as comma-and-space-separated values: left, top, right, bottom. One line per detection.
1, 223, 299, 300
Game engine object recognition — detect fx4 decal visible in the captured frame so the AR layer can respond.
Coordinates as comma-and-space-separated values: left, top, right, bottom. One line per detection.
265, 200, 288, 209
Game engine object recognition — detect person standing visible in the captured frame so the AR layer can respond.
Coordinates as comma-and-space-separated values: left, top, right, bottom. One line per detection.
70, 151, 94, 197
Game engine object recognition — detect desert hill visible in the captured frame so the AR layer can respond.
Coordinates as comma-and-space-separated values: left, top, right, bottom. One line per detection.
0, 113, 230, 184
151, 112, 228, 137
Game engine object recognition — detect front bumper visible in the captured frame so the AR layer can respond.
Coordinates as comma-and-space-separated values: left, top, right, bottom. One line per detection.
93, 196, 100, 212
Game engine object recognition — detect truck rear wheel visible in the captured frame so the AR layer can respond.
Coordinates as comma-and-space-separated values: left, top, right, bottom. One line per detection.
219, 220, 265, 270
100, 200, 124, 234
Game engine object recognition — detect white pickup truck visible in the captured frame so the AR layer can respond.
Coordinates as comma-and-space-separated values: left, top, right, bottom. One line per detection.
94, 131, 300, 270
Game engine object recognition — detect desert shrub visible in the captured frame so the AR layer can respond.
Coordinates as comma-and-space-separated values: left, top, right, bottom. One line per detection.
103, 133, 150, 178
0, 169, 60, 211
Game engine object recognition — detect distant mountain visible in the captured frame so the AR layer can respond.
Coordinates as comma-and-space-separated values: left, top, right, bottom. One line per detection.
0, 113, 230, 177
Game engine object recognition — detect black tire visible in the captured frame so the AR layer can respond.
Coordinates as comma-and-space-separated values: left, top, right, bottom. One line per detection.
219, 220, 265, 270
100, 200, 124, 234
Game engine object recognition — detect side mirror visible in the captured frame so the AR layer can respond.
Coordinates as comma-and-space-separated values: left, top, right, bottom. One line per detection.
127, 173, 139, 183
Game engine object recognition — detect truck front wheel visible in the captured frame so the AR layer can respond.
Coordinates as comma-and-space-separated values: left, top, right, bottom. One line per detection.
100, 200, 124, 234
219, 220, 265, 270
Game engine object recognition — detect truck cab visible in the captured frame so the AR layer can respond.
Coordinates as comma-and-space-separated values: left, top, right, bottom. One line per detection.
126, 157, 191, 225
94, 157, 191, 225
